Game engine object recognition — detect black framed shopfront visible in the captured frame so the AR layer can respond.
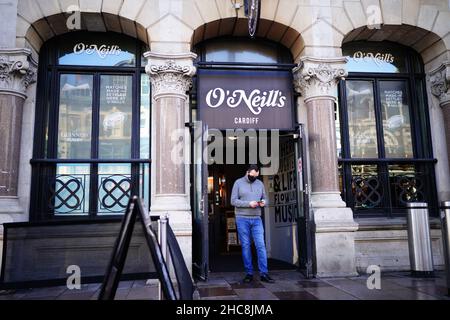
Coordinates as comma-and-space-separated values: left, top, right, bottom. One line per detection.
189, 37, 313, 280
337, 41, 438, 218
30, 31, 151, 221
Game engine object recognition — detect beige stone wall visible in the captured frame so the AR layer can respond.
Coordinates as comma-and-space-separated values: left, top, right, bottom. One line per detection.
7, 0, 450, 276
355, 219, 445, 273
13, 1, 450, 60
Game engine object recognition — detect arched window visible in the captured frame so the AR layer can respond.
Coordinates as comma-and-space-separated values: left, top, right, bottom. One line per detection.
31, 32, 150, 220
337, 41, 437, 217
195, 37, 293, 64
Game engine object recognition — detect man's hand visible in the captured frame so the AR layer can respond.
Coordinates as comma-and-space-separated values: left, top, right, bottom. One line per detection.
249, 201, 259, 208
259, 200, 266, 207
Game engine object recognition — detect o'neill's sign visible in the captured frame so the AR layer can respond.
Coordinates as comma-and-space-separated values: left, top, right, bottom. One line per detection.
197, 69, 294, 130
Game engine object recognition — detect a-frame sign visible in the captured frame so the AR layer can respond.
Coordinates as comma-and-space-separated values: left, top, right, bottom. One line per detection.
98, 196, 177, 300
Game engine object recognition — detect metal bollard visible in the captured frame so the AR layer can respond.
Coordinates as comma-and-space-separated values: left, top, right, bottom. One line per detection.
158, 212, 169, 300
440, 201, 450, 296
406, 202, 434, 277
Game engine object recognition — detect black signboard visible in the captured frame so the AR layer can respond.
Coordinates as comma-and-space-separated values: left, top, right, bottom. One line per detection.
197, 69, 294, 130
98, 196, 177, 300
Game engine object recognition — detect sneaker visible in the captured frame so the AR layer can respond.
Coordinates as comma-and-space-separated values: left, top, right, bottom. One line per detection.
260, 274, 275, 283
243, 274, 253, 283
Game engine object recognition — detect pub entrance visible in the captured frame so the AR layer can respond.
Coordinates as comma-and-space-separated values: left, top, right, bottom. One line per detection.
207, 131, 304, 274
191, 126, 313, 280
190, 59, 313, 281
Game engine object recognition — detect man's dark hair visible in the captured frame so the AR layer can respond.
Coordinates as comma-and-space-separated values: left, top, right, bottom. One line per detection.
247, 164, 260, 172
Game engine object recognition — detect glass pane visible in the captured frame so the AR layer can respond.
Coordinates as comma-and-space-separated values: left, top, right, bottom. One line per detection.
53, 164, 90, 216
140, 163, 150, 210
58, 74, 93, 159
140, 73, 151, 158
343, 42, 407, 73
414, 78, 432, 157
99, 75, 133, 159
141, 44, 150, 67
388, 164, 425, 207
97, 164, 131, 215
346, 81, 378, 158
379, 81, 413, 158
44, 71, 51, 158
204, 40, 279, 63
351, 164, 383, 209
58, 32, 136, 67
335, 102, 342, 158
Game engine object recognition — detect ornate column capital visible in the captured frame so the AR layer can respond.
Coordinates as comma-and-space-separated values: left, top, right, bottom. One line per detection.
0, 48, 37, 99
429, 61, 450, 107
293, 56, 347, 104
144, 52, 197, 100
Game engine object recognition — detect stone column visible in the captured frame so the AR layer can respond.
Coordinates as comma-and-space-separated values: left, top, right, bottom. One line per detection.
429, 61, 450, 175
0, 48, 37, 215
145, 52, 197, 274
294, 57, 358, 277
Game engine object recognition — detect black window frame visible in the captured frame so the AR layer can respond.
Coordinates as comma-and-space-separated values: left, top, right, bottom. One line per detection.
338, 41, 438, 218
30, 31, 151, 221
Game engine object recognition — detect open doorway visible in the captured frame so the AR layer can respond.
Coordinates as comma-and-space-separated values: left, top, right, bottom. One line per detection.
203, 130, 303, 273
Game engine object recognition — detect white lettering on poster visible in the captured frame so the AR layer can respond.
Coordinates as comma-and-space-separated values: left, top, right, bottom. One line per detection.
105, 85, 127, 104
384, 90, 403, 108
73, 43, 122, 58
205, 88, 287, 115
272, 140, 297, 227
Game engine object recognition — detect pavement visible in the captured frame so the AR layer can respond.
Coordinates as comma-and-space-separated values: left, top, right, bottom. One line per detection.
0, 270, 449, 300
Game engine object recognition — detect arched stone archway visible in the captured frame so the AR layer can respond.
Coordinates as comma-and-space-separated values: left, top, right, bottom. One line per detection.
341, 24, 450, 202
17, 11, 150, 59
190, 18, 305, 62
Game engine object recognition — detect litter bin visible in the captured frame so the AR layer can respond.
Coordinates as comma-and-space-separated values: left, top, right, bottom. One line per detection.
440, 201, 450, 295
406, 202, 434, 277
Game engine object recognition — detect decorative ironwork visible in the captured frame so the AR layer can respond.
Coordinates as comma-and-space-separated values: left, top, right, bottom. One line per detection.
49, 175, 85, 213
392, 174, 426, 206
98, 174, 132, 213
351, 175, 383, 209
245, 0, 260, 38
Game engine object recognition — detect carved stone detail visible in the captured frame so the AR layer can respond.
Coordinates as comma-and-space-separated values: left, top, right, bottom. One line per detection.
144, 52, 197, 99
0, 48, 37, 99
429, 61, 450, 107
293, 57, 347, 103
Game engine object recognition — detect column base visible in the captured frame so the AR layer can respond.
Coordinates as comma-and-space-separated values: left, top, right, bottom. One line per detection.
0, 197, 24, 231
150, 194, 192, 276
311, 192, 359, 277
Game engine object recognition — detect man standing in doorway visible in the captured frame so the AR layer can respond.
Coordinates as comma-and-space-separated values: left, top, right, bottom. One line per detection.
230, 164, 275, 283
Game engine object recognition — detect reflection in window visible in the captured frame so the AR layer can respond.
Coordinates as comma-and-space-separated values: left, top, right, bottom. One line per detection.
58, 74, 93, 159
346, 81, 378, 158
58, 33, 136, 67
203, 39, 284, 63
343, 42, 407, 73
388, 164, 425, 207
380, 81, 413, 158
58, 41, 136, 67
140, 74, 151, 158
335, 103, 342, 158
351, 165, 383, 209
99, 75, 133, 159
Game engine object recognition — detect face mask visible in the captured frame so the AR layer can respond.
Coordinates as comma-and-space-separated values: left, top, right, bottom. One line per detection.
247, 175, 257, 183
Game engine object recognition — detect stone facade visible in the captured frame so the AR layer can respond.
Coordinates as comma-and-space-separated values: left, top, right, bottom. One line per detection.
0, 0, 449, 277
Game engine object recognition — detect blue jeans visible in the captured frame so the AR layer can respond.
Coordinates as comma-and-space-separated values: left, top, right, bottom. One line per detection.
235, 216, 268, 276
